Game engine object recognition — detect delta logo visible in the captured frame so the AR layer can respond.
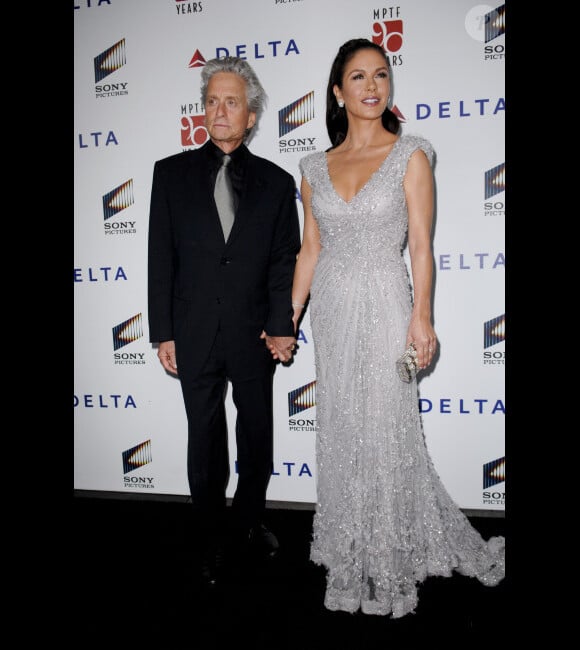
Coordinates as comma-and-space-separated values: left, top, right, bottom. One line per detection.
391, 105, 406, 123
185, 39, 300, 64
188, 49, 206, 68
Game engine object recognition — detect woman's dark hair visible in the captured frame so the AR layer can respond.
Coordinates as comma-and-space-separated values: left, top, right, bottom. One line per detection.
326, 38, 400, 147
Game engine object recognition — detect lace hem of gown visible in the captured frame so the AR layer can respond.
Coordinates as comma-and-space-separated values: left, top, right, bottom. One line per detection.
311, 534, 505, 618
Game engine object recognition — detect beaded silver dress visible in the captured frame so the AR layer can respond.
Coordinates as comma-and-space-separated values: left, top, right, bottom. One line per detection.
299, 135, 505, 618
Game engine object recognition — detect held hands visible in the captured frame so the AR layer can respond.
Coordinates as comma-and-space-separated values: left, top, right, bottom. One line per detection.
158, 340, 178, 375
261, 331, 297, 363
159, 334, 297, 371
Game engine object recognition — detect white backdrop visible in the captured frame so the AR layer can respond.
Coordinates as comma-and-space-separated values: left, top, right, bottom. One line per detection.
74, 0, 505, 511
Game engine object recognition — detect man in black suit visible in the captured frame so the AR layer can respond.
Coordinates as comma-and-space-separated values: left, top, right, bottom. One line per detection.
147, 56, 301, 586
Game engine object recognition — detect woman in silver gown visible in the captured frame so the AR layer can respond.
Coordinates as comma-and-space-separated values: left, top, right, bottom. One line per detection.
290, 38, 504, 618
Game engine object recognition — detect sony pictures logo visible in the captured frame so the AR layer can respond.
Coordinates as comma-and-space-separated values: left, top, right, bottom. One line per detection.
482, 456, 504, 505
482, 4, 505, 60
483, 314, 505, 365
122, 439, 155, 489
103, 180, 136, 235
288, 380, 316, 431
94, 38, 128, 98
278, 92, 316, 154
484, 163, 505, 216
465, 3, 505, 61
112, 314, 146, 365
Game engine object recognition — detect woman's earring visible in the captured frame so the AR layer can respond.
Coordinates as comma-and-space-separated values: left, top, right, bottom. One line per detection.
338, 99, 344, 108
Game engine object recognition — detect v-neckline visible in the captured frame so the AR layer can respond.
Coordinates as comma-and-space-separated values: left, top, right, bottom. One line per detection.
324, 138, 400, 205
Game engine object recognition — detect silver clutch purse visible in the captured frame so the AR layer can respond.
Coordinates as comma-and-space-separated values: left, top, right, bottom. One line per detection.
396, 342, 418, 383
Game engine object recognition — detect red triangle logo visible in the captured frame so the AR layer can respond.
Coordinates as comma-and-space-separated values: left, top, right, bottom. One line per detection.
188, 49, 206, 69
391, 105, 406, 123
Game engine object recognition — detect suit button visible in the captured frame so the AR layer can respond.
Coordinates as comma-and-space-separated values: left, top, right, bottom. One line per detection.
220, 257, 231, 265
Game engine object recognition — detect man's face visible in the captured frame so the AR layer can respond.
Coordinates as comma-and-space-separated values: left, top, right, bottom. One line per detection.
204, 72, 256, 149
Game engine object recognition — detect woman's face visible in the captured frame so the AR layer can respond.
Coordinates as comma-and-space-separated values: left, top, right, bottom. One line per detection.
334, 48, 390, 119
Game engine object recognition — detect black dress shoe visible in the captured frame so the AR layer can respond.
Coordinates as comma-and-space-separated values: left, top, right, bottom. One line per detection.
247, 523, 280, 558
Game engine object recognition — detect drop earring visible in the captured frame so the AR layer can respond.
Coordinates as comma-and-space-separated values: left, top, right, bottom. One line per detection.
338, 99, 344, 108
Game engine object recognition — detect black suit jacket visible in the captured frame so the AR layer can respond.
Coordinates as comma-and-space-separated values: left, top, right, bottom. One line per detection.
148, 141, 301, 380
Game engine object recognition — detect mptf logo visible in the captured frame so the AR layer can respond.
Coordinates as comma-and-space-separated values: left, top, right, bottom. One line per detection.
483, 313, 505, 365
371, 6, 404, 67
484, 162, 505, 216
482, 456, 505, 505
175, 1, 203, 16
122, 440, 155, 490
181, 114, 208, 149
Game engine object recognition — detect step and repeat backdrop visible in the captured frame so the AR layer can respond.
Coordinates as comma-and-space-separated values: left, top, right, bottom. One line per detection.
74, 0, 505, 511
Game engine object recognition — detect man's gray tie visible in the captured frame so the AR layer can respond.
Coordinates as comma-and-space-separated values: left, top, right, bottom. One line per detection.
214, 154, 235, 241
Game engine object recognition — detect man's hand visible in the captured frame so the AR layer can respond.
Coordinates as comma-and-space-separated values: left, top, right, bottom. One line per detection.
261, 331, 296, 363
158, 340, 178, 375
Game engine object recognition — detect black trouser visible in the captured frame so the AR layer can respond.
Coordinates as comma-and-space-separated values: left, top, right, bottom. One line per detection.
181, 328, 274, 549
